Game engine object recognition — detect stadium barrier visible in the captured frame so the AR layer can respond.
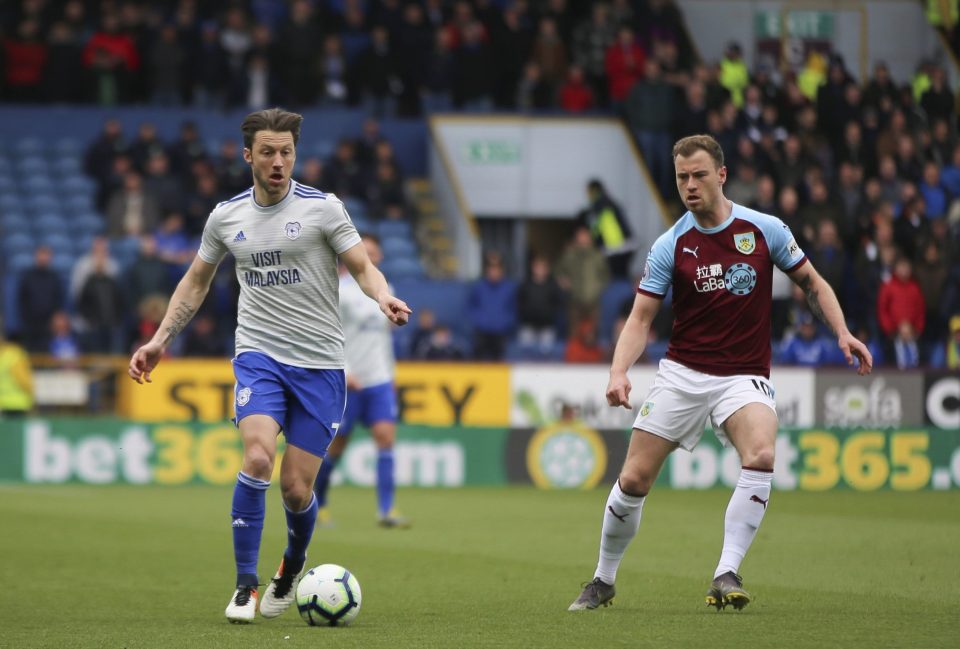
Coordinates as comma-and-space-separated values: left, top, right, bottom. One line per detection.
2, 418, 958, 491
109, 361, 958, 430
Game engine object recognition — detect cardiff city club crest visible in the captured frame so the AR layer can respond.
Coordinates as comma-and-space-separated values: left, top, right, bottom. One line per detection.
734, 232, 756, 254
236, 387, 252, 406
284, 221, 302, 240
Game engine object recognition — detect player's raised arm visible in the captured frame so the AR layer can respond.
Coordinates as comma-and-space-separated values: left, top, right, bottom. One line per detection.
340, 241, 412, 326
606, 292, 662, 409
128, 254, 220, 383
787, 262, 873, 375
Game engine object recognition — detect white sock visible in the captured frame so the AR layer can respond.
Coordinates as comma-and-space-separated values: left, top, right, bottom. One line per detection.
594, 481, 645, 585
714, 468, 773, 578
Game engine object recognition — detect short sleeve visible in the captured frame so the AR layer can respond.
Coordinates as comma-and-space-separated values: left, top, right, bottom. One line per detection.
761, 217, 806, 272
325, 199, 362, 254
637, 233, 674, 297
197, 209, 227, 264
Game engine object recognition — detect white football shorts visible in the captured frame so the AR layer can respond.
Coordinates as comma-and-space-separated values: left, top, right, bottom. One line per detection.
632, 359, 777, 450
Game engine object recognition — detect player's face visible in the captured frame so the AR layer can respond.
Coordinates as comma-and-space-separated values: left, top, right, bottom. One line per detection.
244, 130, 296, 204
675, 149, 726, 216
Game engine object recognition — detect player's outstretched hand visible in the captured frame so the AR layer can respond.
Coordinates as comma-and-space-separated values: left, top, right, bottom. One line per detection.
380, 295, 412, 326
128, 341, 164, 384
838, 331, 873, 376
606, 371, 632, 409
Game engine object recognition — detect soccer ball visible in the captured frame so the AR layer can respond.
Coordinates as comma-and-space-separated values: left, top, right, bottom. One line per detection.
296, 563, 362, 626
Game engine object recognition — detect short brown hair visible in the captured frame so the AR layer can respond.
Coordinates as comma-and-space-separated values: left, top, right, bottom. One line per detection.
240, 107, 304, 149
672, 134, 724, 168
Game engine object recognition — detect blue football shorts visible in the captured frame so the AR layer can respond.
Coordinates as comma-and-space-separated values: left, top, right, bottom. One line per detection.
340, 381, 398, 437
232, 351, 346, 458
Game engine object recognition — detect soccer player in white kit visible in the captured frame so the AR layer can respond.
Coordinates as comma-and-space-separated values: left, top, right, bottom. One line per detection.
313, 233, 410, 528
128, 108, 411, 624
568, 135, 873, 612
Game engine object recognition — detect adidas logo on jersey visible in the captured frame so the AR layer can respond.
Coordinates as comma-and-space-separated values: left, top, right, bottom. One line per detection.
233, 231, 246, 242
232, 518, 249, 528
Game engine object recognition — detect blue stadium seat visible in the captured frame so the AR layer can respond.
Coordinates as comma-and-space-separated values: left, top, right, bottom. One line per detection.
2, 274, 21, 333
392, 279, 469, 323
7, 251, 35, 275
62, 194, 94, 213
17, 155, 48, 175
380, 236, 418, 258
25, 194, 62, 216
53, 137, 82, 158
351, 214, 373, 234
111, 236, 142, 266
40, 232, 73, 256
378, 220, 412, 239
3, 232, 36, 255
15, 137, 44, 157
0, 193, 21, 212
23, 175, 55, 194
343, 198, 369, 220
0, 210, 29, 231
74, 212, 105, 235
0, 157, 12, 173
49, 252, 76, 275
52, 156, 83, 177
380, 256, 424, 280
0, 173, 16, 192
33, 212, 69, 234
311, 140, 336, 160
73, 233, 97, 255
60, 174, 97, 195
598, 279, 637, 343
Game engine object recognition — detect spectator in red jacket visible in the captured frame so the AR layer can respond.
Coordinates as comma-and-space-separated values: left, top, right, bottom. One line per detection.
565, 317, 605, 363
559, 64, 595, 113
604, 24, 646, 105
83, 11, 141, 104
877, 257, 926, 341
3, 19, 48, 102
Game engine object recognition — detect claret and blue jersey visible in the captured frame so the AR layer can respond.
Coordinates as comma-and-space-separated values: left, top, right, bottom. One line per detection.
638, 203, 807, 378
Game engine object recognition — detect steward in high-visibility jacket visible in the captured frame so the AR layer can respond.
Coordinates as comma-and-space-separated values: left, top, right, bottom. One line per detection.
0, 335, 34, 416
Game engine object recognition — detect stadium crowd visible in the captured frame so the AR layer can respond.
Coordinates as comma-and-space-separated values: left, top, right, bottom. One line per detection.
1, 0, 959, 372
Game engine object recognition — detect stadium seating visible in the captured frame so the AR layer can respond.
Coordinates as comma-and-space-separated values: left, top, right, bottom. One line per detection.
380, 236, 418, 259
598, 279, 638, 343
0, 210, 29, 231
74, 212, 105, 235
17, 156, 49, 176
52, 137, 82, 158
380, 256, 425, 280
377, 219, 412, 239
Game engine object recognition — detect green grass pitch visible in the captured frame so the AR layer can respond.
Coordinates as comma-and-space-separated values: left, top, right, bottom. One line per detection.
2, 485, 958, 649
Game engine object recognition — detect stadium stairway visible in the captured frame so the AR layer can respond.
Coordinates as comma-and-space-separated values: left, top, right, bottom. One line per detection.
406, 178, 459, 279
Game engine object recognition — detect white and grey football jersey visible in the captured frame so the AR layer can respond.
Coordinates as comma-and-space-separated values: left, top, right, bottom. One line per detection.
198, 181, 361, 368
339, 271, 395, 388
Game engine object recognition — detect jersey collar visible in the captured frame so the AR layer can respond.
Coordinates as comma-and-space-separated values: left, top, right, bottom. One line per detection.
251, 179, 296, 212
689, 201, 739, 234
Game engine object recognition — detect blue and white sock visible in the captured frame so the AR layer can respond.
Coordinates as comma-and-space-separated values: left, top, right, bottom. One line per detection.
283, 493, 318, 575
376, 448, 395, 517
232, 471, 270, 587
313, 457, 338, 508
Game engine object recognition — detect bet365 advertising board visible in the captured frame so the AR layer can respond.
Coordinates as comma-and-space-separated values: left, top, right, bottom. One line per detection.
1, 418, 957, 491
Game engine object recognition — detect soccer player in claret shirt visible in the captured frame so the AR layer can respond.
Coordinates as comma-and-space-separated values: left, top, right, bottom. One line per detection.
127, 108, 411, 624
568, 134, 873, 612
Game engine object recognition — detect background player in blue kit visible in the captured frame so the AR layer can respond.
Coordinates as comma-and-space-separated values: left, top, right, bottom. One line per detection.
569, 134, 873, 612
127, 108, 411, 624
314, 233, 410, 529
